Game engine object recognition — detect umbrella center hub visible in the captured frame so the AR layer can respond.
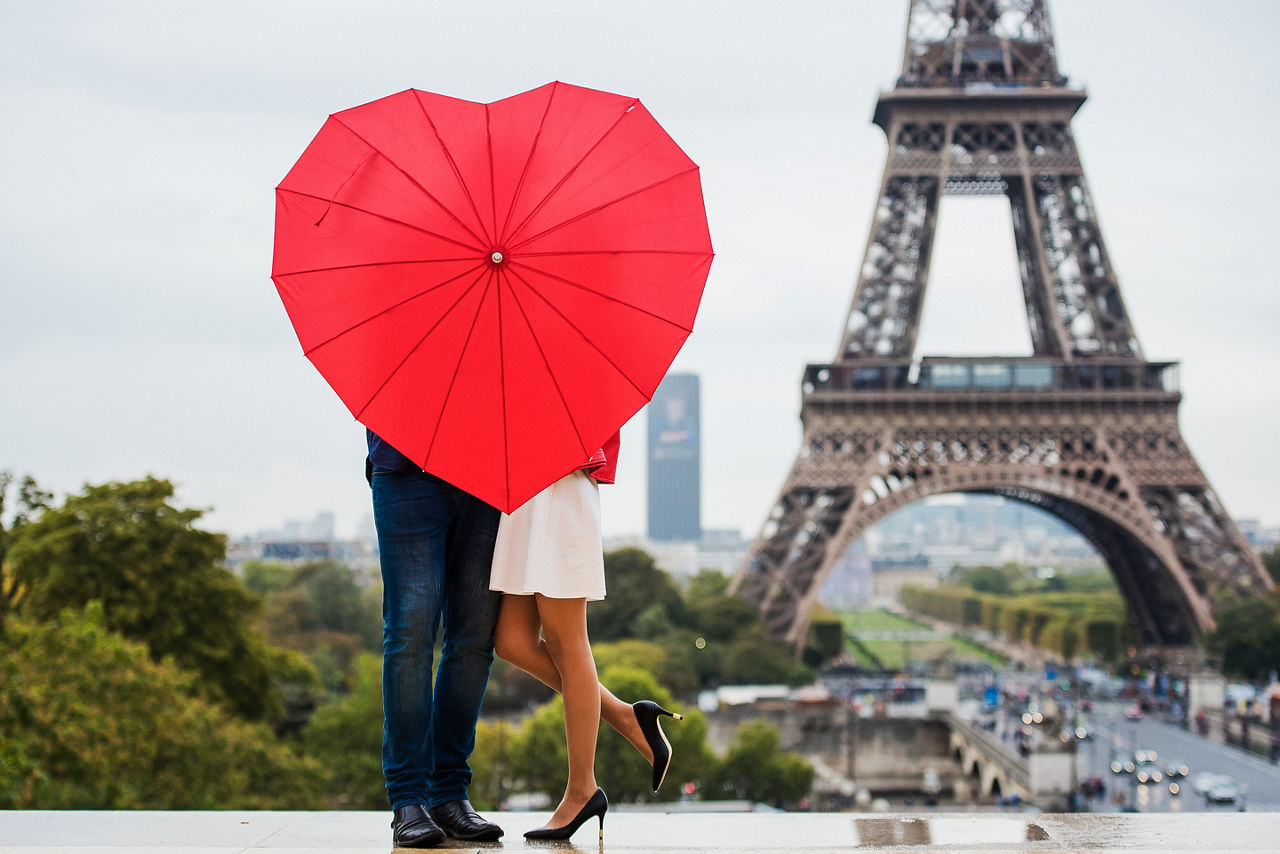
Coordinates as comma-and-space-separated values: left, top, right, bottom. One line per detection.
490, 251, 504, 265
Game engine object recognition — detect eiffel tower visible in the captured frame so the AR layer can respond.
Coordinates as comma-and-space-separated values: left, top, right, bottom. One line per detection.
731, 0, 1270, 652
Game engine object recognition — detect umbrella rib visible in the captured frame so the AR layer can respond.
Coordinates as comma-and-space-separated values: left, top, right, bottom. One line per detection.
407, 91, 496, 247
301, 261, 487, 357
486, 103, 499, 250
278, 188, 484, 253
352, 266, 491, 421
505, 266, 649, 400
503, 96, 639, 247
423, 269, 499, 465
330, 114, 491, 250
503, 275, 591, 459
496, 269, 510, 510
312, 149, 376, 226
507, 167, 700, 253
497, 83, 559, 245
274, 257, 483, 279
516, 248, 711, 259
508, 258, 696, 334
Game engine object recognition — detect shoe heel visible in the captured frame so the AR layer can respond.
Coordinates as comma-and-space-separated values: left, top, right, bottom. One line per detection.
598, 812, 605, 844
654, 703, 683, 721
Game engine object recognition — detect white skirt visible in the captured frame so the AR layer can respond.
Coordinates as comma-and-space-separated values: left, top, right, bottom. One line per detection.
489, 470, 606, 600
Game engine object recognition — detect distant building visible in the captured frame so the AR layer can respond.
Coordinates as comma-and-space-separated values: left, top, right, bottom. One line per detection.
603, 529, 750, 582
225, 510, 381, 586
818, 540, 873, 608
870, 557, 938, 606
647, 372, 701, 541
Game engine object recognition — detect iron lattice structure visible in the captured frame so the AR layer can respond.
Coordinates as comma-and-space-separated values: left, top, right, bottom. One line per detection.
731, 0, 1269, 651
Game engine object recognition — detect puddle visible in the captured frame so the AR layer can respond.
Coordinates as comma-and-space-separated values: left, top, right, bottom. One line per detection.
855, 816, 1054, 847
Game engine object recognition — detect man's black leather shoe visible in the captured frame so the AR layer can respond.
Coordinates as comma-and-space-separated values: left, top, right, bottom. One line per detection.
428, 798, 504, 842
391, 804, 445, 848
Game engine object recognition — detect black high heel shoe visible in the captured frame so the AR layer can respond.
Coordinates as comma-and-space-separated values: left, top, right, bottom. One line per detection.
633, 700, 683, 793
524, 787, 608, 842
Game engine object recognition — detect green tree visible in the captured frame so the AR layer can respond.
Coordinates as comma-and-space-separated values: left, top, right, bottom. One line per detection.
962, 565, 1012, 595
303, 653, 386, 808
0, 472, 50, 631
593, 665, 713, 802
242, 560, 292, 596
688, 583, 760, 642
720, 626, 809, 686
1262, 547, 1280, 586
806, 605, 844, 664
6, 477, 283, 720
631, 601, 676, 640
588, 548, 686, 642
702, 720, 813, 806
1206, 592, 1280, 681
592, 639, 669, 676
653, 628, 718, 696
470, 718, 520, 811
258, 560, 382, 694
499, 665, 713, 805
0, 603, 323, 809
508, 695, 570, 800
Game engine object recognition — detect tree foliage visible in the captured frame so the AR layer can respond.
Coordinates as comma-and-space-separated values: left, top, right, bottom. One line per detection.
0, 472, 50, 630
1262, 546, 1280, 586
900, 583, 1126, 662
257, 560, 382, 695
6, 477, 288, 720
0, 604, 323, 809
302, 653, 386, 808
242, 560, 292, 596
587, 547, 687, 643
1206, 591, 1280, 681
701, 720, 814, 806
499, 664, 714, 805
592, 665, 713, 802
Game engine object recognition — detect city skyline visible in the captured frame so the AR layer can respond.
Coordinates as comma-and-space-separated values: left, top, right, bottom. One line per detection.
3, 2, 1277, 545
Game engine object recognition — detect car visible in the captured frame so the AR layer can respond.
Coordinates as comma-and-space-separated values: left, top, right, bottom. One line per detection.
1124, 704, 1144, 720
1206, 781, 1240, 804
1190, 772, 1233, 796
1163, 760, 1190, 778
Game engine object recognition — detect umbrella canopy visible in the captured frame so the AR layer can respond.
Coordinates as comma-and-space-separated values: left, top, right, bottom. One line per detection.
272, 82, 713, 512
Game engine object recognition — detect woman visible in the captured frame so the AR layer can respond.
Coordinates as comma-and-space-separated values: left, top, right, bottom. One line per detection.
490, 432, 681, 842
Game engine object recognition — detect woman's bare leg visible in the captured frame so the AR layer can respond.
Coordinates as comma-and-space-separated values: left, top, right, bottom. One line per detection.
493, 593, 652, 762
535, 594, 600, 826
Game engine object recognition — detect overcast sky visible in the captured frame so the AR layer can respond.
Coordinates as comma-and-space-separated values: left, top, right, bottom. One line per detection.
3, 1, 1278, 543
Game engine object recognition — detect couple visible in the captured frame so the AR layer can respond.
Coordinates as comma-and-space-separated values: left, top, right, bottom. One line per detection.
368, 428, 681, 847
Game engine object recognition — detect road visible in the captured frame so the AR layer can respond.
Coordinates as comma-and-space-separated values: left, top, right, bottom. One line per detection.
1081, 702, 1280, 813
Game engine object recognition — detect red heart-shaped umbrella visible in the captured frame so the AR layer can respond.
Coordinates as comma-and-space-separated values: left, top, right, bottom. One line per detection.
272, 82, 713, 512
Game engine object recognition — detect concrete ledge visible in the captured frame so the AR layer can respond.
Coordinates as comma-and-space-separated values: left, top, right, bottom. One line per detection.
1, 810, 1277, 852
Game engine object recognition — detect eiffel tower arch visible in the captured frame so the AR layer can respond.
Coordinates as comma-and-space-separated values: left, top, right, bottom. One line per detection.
731, 0, 1270, 652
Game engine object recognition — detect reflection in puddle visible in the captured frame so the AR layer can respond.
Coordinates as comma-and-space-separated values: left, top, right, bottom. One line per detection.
855, 817, 1054, 847
855, 818, 930, 846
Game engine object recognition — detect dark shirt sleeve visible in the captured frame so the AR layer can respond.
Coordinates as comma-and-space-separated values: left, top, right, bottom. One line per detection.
366, 429, 425, 483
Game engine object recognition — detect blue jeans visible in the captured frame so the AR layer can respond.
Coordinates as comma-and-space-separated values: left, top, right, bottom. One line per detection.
371, 468, 501, 810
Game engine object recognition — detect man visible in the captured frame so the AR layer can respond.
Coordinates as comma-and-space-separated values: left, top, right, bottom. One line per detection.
367, 430, 504, 847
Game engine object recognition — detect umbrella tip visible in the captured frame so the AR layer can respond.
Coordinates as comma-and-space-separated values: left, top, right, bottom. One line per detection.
490, 251, 504, 264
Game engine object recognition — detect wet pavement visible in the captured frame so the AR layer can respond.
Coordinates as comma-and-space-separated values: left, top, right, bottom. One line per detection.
2, 810, 1277, 852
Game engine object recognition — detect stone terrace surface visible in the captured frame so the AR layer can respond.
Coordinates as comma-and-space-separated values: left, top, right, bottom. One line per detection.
1, 810, 1277, 853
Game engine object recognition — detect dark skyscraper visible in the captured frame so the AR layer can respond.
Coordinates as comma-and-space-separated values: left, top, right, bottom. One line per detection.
647, 372, 701, 541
